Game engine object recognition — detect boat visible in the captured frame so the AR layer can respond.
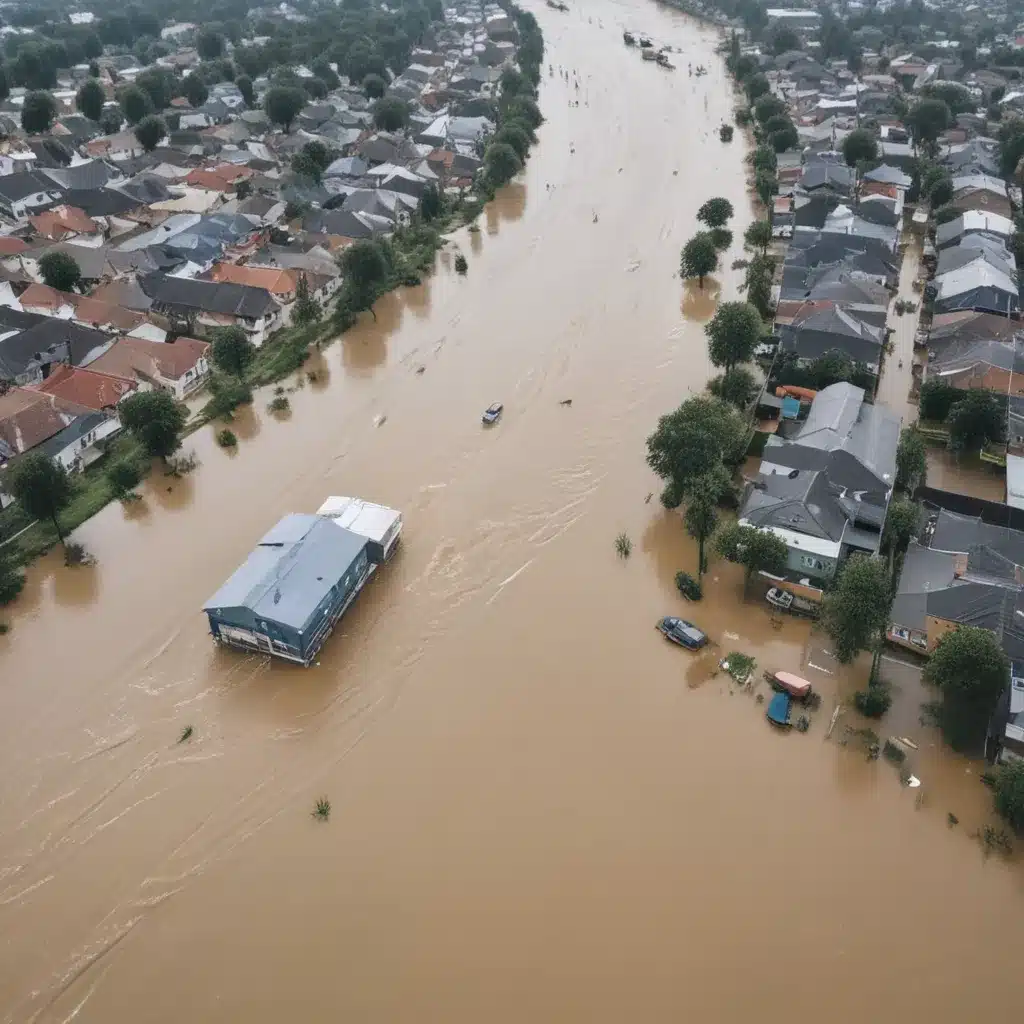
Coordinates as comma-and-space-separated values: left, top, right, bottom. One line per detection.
656, 51, 675, 68
766, 691, 792, 728
641, 48, 658, 61
766, 586, 819, 618
482, 402, 503, 425
623, 30, 636, 45
767, 670, 814, 704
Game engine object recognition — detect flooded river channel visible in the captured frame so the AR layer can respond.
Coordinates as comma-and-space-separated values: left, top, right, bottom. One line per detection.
2, 2, 1022, 1020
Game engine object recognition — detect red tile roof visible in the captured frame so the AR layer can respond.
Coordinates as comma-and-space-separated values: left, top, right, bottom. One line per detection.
0, 387, 93, 456
87, 336, 208, 383
35, 364, 137, 411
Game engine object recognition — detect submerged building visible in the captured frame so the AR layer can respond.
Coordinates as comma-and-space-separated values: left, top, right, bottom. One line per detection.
203, 512, 374, 665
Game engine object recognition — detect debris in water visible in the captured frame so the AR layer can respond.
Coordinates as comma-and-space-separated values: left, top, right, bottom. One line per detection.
559, 398, 573, 406
374, 414, 387, 427
415, 365, 426, 375
178, 725, 194, 744
313, 797, 331, 821
947, 812, 959, 827
644, 492, 653, 504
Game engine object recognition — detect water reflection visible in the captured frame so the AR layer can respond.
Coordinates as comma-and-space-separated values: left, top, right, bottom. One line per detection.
52, 559, 100, 608
342, 292, 404, 374
485, 182, 528, 233
681, 277, 721, 321
144, 467, 196, 512
228, 403, 262, 442
925, 448, 1005, 502
403, 276, 432, 319
468, 224, 484, 254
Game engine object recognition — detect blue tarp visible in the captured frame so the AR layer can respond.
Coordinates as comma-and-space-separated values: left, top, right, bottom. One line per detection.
781, 396, 801, 420
766, 691, 791, 726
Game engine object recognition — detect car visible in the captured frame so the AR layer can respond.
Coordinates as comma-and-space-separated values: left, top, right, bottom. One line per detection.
656, 616, 707, 650
482, 402, 503, 425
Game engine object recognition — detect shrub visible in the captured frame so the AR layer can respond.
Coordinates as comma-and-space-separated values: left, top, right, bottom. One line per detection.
719, 124, 734, 142
454, 253, 468, 274
268, 395, 290, 413
216, 429, 237, 448
854, 683, 892, 718
675, 571, 703, 601
614, 532, 632, 558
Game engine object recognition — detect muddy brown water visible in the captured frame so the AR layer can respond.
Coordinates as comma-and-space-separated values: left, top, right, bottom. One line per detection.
2, 3, 1022, 1021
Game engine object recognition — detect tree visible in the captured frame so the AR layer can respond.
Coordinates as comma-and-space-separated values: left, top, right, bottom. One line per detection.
134, 115, 166, 153
8, 451, 72, 544
918, 378, 960, 422
21, 90, 56, 134
292, 150, 324, 183
708, 367, 759, 409
685, 483, 720, 577
304, 77, 328, 101
292, 274, 322, 326
710, 227, 732, 251
312, 58, 340, 91
705, 301, 763, 373
420, 183, 442, 221
363, 73, 386, 99
715, 522, 788, 595
372, 96, 409, 132
883, 499, 921, 565
76, 77, 105, 122
119, 84, 152, 125
947, 389, 1003, 453
769, 122, 799, 153
506, 95, 542, 130
754, 93, 787, 124
921, 81, 975, 116
696, 197, 734, 229
211, 326, 255, 378
183, 74, 209, 108
769, 24, 800, 55
340, 239, 390, 300
742, 253, 774, 316
106, 458, 143, 501
933, 204, 959, 225
907, 98, 951, 150
0, 545, 25, 606
100, 106, 124, 135
925, 625, 1009, 752
751, 145, 777, 174
499, 66, 527, 101
896, 426, 927, 492
822, 555, 891, 665
993, 759, 1024, 834
119, 390, 187, 461
197, 31, 224, 61
484, 141, 522, 186
493, 123, 531, 161
236, 74, 255, 107
39, 251, 81, 292
842, 127, 878, 167
744, 219, 772, 255
264, 86, 306, 132
12, 43, 55, 90
925, 169, 953, 207
680, 231, 718, 288
135, 67, 176, 112
743, 73, 769, 102
646, 395, 746, 505
755, 170, 779, 213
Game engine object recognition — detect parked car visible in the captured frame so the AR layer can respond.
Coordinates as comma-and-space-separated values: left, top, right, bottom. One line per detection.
482, 403, 503, 425
656, 616, 707, 650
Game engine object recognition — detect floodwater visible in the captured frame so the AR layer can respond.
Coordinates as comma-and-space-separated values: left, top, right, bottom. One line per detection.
1, 2, 1022, 1021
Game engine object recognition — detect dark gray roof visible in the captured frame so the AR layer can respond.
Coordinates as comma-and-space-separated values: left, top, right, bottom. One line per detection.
140, 273, 280, 319
63, 187, 141, 218
0, 170, 64, 204
931, 508, 1024, 581
203, 514, 368, 632
742, 468, 850, 542
41, 160, 119, 191
801, 161, 856, 194
0, 318, 112, 380
891, 541, 958, 632
36, 410, 109, 458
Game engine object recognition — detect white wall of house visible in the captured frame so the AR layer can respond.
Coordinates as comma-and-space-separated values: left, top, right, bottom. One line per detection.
52, 415, 122, 474
5, 189, 64, 221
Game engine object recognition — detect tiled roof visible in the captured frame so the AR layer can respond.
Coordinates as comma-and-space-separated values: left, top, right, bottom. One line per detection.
0, 387, 93, 458
86, 335, 208, 382
35, 364, 136, 410
208, 262, 297, 295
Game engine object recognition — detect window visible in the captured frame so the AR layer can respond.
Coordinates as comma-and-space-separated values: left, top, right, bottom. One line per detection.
800, 554, 825, 571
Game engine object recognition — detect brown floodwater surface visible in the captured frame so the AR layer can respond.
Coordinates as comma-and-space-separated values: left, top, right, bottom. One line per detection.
2, 3, 1022, 1021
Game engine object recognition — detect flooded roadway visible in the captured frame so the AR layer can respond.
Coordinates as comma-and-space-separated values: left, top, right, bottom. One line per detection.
2, 2, 1023, 1021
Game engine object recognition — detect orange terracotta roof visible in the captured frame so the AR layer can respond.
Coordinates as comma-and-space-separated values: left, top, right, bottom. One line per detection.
208, 262, 297, 295
184, 164, 254, 192
87, 335, 209, 383
29, 205, 99, 241
35, 364, 136, 411
0, 236, 28, 256
0, 387, 93, 456
19, 282, 65, 310
19, 284, 148, 331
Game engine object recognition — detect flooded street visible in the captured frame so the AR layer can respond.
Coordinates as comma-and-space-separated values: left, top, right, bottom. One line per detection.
1, 2, 1022, 1021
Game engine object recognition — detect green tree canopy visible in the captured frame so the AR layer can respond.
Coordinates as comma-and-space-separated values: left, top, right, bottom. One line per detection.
100, 106, 124, 135
8, 451, 72, 543
685, 470, 728, 577
715, 522, 789, 593
769, 121, 799, 152
493, 123, 531, 160
705, 301, 763, 373
21, 90, 57, 134
744, 73, 769, 102
754, 93, 787, 124
197, 31, 225, 61
236, 74, 255, 107
744, 219, 772, 254
708, 367, 759, 409
211, 326, 255, 378
925, 625, 1009, 752
883, 499, 921, 562
947, 389, 1003, 453
373, 96, 409, 131
918, 378, 961, 422
135, 67, 176, 112
292, 274, 322, 326
134, 115, 166, 153
842, 127, 879, 167
920, 81, 975, 116
183, 73, 209, 108
339, 239, 390, 297
119, 390, 188, 461
0, 544, 25, 606
751, 145, 778, 174
76, 77, 105, 122
119, 84, 152, 125
264, 85, 306, 132
822, 555, 892, 664
39, 251, 81, 292
907, 98, 951, 148
755, 169, 779, 212
680, 231, 718, 288
896, 426, 928, 492
993, 759, 1024, 834
363, 73, 386, 99
646, 395, 746, 506
742, 253, 774, 316
696, 197, 734, 229
506, 95, 542, 129
484, 141, 522, 185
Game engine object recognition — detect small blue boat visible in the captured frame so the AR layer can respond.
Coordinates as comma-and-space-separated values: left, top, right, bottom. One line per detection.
766, 691, 792, 728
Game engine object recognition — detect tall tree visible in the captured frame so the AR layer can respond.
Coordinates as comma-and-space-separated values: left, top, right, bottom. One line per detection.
821, 555, 892, 666
263, 86, 306, 132
883, 500, 921, 569
708, 367, 759, 409
715, 522, 789, 595
680, 231, 718, 288
947, 389, 1003, 453
119, 84, 152, 125
896, 426, 927, 492
21, 90, 57, 134
705, 301, 763, 373
754, 170, 779, 214
372, 96, 409, 131
842, 127, 878, 167
183, 74, 209, 108
236, 74, 254, 107
8, 451, 72, 544
0, 545, 25, 606
993, 759, 1024, 834
119, 390, 188, 461
197, 31, 225, 61
743, 219, 772, 254
76, 77, 105, 122
363, 73, 386, 99
696, 197, 734, 229
907, 98, 951, 152
292, 274, 322, 326
754, 93, 787, 124
484, 141, 522, 185
134, 115, 166, 152
339, 239, 390, 308
925, 625, 1009, 753
685, 469, 728, 577
211, 327, 255, 378
39, 251, 81, 292
742, 253, 775, 316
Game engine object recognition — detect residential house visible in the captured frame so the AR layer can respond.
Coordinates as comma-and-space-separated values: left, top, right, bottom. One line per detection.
0, 171, 66, 221
949, 173, 1012, 219
0, 312, 112, 386
139, 273, 282, 346
28, 205, 102, 244
207, 263, 300, 320
86, 335, 210, 399
84, 131, 146, 163
35, 363, 137, 411
777, 303, 887, 373
739, 383, 900, 586
936, 210, 1014, 250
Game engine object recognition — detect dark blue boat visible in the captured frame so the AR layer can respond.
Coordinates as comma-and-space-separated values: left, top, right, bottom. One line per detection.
766, 691, 792, 728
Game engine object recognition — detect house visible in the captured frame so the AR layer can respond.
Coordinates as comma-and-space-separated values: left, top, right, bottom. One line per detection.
0, 313, 112, 386
202, 513, 374, 665
17, 283, 155, 334
932, 258, 1019, 316
139, 273, 281, 346
0, 171, 65, 221
35, 364, 137, 411
739, 383, 900, 585
936, 210, 1014, 250
949, 173, 1012, 219
35, 409, 122, 476
84, 131, 146, 163
207, 263, 299, 313
28, 205, 102, 243
777, 304, 886, 372
86, 335, 210, 399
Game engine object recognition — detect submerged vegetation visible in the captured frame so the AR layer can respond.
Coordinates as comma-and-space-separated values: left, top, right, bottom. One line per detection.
313, 797, 331, 821
615, 532, 633, 559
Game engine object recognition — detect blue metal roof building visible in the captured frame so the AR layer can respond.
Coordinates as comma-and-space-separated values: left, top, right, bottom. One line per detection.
202, 514, 372, 665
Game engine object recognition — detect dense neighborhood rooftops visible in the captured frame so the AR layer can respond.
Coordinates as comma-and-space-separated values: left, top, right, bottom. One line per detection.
35, 364, 136, 410
0, 387, 93, 460
140, 273, 281, 319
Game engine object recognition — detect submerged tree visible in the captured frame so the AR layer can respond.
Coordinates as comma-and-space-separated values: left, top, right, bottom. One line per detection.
119, 390, 188, 461
8, 451, 72, 544
685, 472, 727, 578
715, 522, 788, 595
696, 196, 734, 229
680, 231, 718, 288
708, 367, 759, 409
743, 219, 772, 255
947, 389, 1003, 453
705, 301, 763, 373
895, 426, 928, 492
821, 554, 892, 668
